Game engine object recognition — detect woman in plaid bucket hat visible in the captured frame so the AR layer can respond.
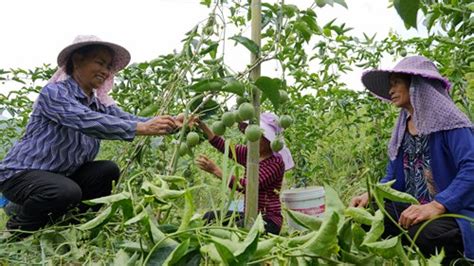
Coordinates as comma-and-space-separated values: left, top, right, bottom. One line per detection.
0, 35, 186, 234
195, 112, 294, 234
351, 56, 474, 262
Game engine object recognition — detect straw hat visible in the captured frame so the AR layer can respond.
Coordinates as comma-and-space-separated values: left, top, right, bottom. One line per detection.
57, 35, 131, 72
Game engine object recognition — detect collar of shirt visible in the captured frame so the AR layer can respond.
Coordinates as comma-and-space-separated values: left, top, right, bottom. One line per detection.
66, 77, 106, 112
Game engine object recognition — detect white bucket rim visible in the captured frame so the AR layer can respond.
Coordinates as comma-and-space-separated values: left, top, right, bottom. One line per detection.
281, 186, 325, 201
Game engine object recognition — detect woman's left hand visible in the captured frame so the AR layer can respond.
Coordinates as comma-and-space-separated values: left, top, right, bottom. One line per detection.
195, 155, 222, 178
399, 200, 446, 229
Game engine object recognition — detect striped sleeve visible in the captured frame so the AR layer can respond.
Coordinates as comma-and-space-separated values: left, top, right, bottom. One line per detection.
105, 105, 150, 122
228, 156, 285, 191
36, 84, 137, 141
209, 136, 247, 166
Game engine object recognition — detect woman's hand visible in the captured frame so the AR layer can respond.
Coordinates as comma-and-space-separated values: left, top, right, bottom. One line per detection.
196, 118, 215, 141
399, 200, 446, 229
349, 192, 369, 208
136, 115, 177, 135
196, 155, 222, 178
174, 113, 199, 129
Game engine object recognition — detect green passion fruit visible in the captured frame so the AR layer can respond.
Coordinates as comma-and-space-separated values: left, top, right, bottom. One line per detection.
211, 121, 226, 136
186, 132, 200, 147
278, 115, 293, 129
245, 125, 263, 142
221, 112, 236, 127
238, 102, 255, 121
271, 139, 284, 152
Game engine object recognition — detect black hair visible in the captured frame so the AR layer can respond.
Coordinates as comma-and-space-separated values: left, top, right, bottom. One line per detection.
65, 44, 114, 75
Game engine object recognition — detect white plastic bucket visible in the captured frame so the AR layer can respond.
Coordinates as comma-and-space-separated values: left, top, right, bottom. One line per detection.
281, 186, 325, 230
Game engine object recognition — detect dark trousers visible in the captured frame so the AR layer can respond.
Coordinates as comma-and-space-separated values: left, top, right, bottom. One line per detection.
203, 210, 281, 235
0, 160, 120, 231
383, 202, 464, 262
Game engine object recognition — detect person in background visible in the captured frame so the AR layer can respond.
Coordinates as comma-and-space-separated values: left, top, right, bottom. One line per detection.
195, 112, 294, 234
351, 56, 473, 262
0, 35, 184, 233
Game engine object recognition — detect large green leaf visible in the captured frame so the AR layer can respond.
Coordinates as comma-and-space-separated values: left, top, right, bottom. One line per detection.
393, 0, 420, 29
188, 79, 225, 93
374, 180, 419, 205
324, 185, 345, 216
162, 239, 191, 266
301, 211, 340, 257
255, 76, 282, 109
362, 210, 384, 245
345, 207, 374, 225
251, 237, 281, 260
229, 35, 260, 54
234, 214, 265, 263
177, 190, 194, 232
78, 206, 115, 231
284, 208, 322, 231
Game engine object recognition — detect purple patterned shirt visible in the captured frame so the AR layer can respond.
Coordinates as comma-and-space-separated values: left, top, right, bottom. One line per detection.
0, 78, 147, 182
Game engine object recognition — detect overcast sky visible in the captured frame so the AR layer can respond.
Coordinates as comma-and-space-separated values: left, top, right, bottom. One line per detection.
0, 0, 426, 91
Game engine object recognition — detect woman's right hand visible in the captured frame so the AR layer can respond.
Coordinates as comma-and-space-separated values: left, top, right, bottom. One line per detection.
136, 115, 177, 135
349, 192, 369, 208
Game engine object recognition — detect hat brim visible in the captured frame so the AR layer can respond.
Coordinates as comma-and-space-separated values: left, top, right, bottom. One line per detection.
57, 41, 131, 72
361, 69, 452, 102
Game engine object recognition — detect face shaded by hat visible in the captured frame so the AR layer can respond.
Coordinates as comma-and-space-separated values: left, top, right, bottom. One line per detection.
361, 56, 451, 101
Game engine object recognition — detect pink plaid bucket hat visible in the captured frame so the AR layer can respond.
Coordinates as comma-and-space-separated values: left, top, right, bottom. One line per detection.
57, 35, 131, 72
361, 56, 451, 101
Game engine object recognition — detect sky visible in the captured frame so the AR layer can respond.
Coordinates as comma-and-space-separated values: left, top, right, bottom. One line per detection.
0, 0, 427, 92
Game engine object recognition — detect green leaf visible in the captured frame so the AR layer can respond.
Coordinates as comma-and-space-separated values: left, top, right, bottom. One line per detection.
139, 104, 159, 117
229, 36, 260, 55
287, 231, 317, 248
78, 206, 115, 230
294, 20, 313, 42
362, 210, 384, 245
337, 219, 352, 252
324, 185, 345, 216
255, 76, 282, 109
251, 237, 281, 260
124, 209, 148, 226
345, 207, 374, 225
393, 0, 420, 29
162, 239, 191, 266
83, 192, 131, 205
222, 79, 245, 96
333, 0, 348, 8
178, 190, 194, 231
189, 95, 219, 120
364, 236, 409, 264
234, 214, 265, 263
112, 249, 130, 266
188, 79, 225, 93
212, 240, 237, 265
427, 249, 445, 265
142, 180, 185, 201
285, 208, 323, 231
375, 180, 419, 204
351, 223, 366, 250
302, 211, 340, 257
200, 42, 219, 56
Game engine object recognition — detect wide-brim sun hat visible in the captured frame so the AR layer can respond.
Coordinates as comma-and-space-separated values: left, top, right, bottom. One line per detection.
57, 35, 131, 72
361, 55, 451, 101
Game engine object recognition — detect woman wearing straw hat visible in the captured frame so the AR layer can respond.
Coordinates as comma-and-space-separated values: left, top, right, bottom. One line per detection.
351, 56, 474, 261
0, 35, 181, 232
195, 112, 294, 234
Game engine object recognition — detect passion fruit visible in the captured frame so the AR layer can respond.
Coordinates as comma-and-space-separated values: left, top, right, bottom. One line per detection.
271, 139, 284, 152
238, 102, 255, 120
278, 115, 293, 129
221, 112, 235, 127
279, 90, 289, 103
233, 110, 243, 123
245, 125, 263, 142
211, 121, 226, 136
179, 143, 189, 156
186, 132, 200, 147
